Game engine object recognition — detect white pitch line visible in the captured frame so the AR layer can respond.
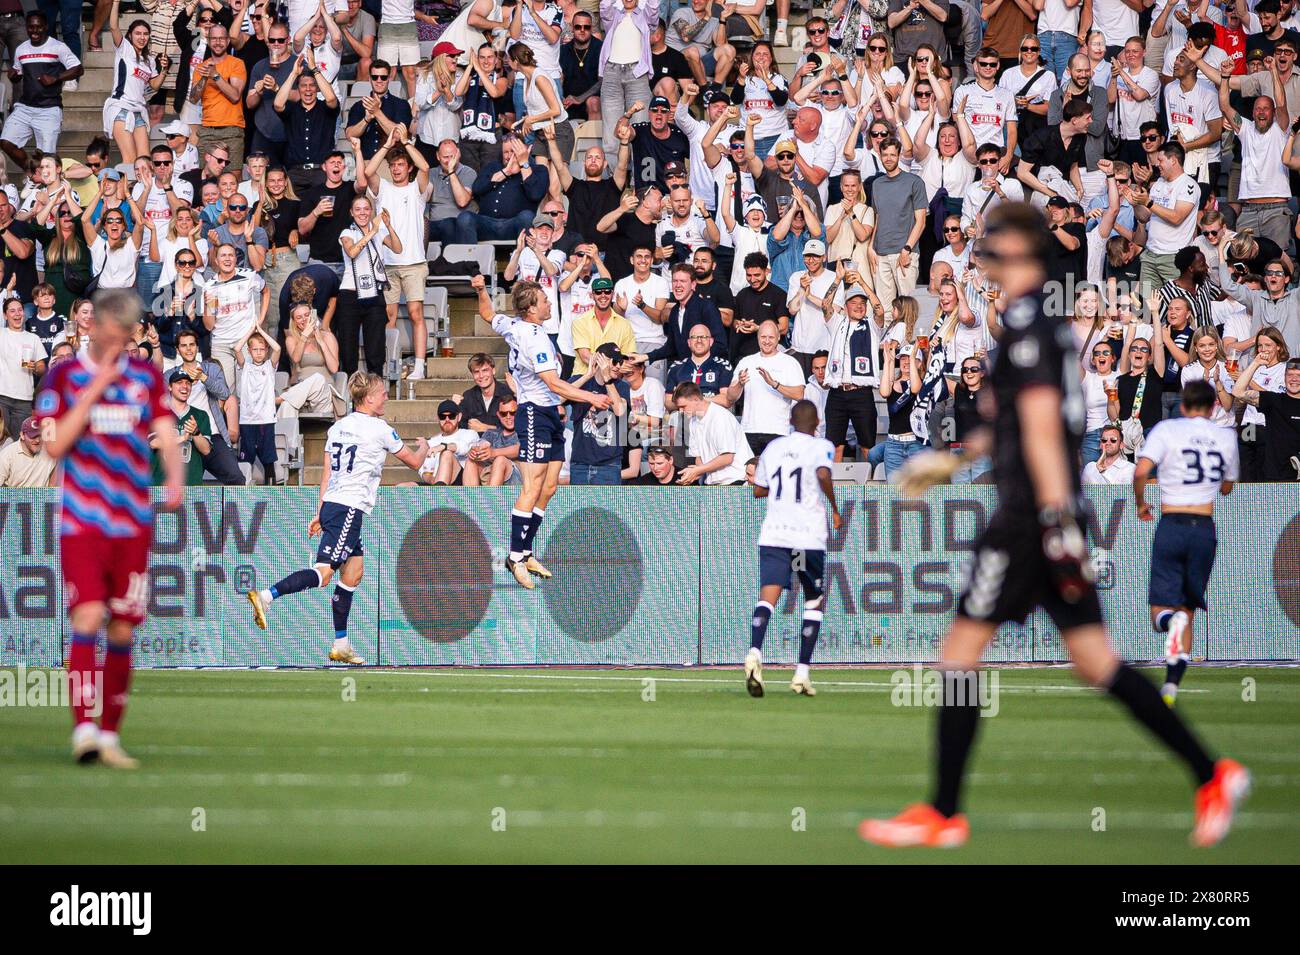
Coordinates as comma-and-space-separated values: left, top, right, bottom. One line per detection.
221, 667, 1210, 694
0, 804, 1294, 833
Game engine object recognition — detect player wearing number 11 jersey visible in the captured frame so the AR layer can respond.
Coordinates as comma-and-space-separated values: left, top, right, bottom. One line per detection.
1133, 381, 1239, 707
746, 401, 841, 698
247, 373, 428, 664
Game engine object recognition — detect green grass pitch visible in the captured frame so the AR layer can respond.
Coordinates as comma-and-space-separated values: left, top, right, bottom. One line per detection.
1, 666, 1297, 863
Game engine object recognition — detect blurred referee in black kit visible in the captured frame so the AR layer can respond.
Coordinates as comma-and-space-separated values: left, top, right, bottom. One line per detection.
859, 202, 1249, 851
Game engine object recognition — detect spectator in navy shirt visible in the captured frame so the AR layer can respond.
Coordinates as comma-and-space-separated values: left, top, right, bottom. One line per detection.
569, 344, 631, 485
664, 322, 734, 409
455, 134, 550, 243
278, 263, 340, 334
344, 59, 414, 161
273, 52, 342, 193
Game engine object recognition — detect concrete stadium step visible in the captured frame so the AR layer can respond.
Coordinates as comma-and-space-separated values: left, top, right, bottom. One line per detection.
406, 377, 503, 400
444, 335, 504, 355
380, 398, 447, 423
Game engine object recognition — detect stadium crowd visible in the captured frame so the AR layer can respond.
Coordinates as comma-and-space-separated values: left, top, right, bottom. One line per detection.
3, 0, 1300, 488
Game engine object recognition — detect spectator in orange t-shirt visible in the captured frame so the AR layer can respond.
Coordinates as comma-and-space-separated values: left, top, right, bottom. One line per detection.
189, 23, 248, 170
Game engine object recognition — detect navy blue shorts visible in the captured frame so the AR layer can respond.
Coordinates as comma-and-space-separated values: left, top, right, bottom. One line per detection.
315, 501, 365, 569
517, 401, 565, 464
759, 545, 826, 598
1149, 513, 1217, 611
239, 422, 277, 465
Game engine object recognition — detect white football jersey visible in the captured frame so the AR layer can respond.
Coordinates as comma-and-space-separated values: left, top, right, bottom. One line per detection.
321, 412, 405, 513
754, 431, 836, 551
493, 313, 562, 407
1139, 415, 1239, 507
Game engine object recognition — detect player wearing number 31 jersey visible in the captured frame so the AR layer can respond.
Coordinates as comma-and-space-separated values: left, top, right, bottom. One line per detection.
1133, 381, 1239, 707
247, 372, 429, 664
746, 401, 841, 698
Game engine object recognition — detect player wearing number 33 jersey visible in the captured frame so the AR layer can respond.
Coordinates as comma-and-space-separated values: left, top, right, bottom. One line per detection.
745, 401, 840, 699
1134, 382, 1239, 707
246, 372, 429, 665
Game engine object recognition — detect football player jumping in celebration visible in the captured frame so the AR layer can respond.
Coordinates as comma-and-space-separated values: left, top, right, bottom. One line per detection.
1134, 380, 1239, 707
472, 274, 612, 589
247, 372, 429, 664
747, 400, 842, 697
859, 204, 1249, 850
37, 289, 184, 769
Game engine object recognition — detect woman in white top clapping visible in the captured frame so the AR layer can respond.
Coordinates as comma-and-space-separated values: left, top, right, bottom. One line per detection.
414, 46, 464, 167
1181, 327, 1237, 430
337, 194, 401, 376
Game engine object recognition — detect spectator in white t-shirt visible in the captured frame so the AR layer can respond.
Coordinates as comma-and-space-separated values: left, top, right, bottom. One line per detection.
613, 245, 671, 360
357, 129, 434, 380
234, 325, 281, 484
1082, 424, 1137, 484
0, 299, 47, 440
785, 238, 839, 374
673, 379, 751, 485
724, 319, 806, 456
1217, 66, 1293, 251
419, 399, 482, 485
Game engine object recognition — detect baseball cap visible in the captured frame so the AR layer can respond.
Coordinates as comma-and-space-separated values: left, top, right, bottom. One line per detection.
100, 168, 122, 182
803, 239, 826, 257
167, 368, 191, 384
743, 194, 768, 215
532, 212, 556, 229
437, 399, 460, 416
844, 284, 870, 302
430, 40, 464, 58
20, 416, 40, 440
592, 276, 614, 292
1046, 195, 1070, 209
898, 344, 916, 358
701, 84, 727, 106
161, 120, 190, 138
807, 51, 827, 74
774, 138, 798, 156
663, 160, 687, 179
649, 95, 672, 111
595, 342, 628, 363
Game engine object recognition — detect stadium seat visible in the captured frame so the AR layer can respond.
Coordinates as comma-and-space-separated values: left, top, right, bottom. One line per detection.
832, 462, 871, 484
296, 245, 310, 264
429, 244, 496, 296
275, 417, 303, 477
394, 287, 448, 355
871, 463, 886, 482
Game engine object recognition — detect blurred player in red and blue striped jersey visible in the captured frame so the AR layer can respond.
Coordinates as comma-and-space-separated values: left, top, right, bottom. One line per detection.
35, 289, 183, 770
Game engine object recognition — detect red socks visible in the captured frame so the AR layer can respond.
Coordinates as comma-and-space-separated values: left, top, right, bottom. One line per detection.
67, 632, 99, 727
100, 643, 132, 734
